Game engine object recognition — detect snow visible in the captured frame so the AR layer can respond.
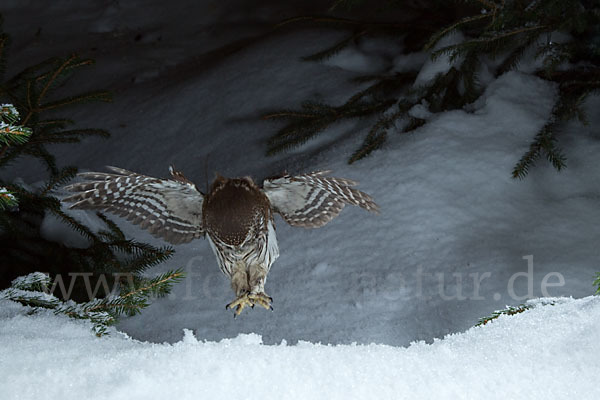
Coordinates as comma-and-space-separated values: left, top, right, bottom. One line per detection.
322, 42, 390, 73
1, 0, 599, 374
1, 296, 599, 399
0, 103, 19, 119
107, 69, 599, 347
6, 271, 49, 290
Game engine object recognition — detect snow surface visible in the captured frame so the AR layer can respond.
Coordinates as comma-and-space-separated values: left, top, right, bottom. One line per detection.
1, 0, 599, 349
1, 297, 599, 400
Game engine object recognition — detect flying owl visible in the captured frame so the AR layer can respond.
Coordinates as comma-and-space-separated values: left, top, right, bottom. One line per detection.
63, 166, 379, 316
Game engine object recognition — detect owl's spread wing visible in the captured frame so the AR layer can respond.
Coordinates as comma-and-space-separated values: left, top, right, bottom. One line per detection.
262, 171, 379, 228
63, 166, 204, 244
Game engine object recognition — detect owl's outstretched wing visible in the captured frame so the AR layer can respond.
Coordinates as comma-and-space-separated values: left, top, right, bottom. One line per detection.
262, 171, 379, 228
63, 166, 204, 244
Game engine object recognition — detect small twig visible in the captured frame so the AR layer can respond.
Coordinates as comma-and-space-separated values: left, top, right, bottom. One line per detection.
491, 25, 546, 41
35, 55, 76, 109
33, 58, 93, 84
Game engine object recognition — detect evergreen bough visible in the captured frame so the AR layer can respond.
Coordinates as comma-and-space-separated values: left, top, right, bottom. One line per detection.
475, 303, 533, 326
1, 270, 184, 336
0, 15, 183, 316
475, 299, 557, 327
265, 0, 600, 178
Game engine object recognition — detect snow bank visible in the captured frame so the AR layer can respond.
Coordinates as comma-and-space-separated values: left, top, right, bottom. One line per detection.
1, 297, 599, 400
2, 0, 599, 349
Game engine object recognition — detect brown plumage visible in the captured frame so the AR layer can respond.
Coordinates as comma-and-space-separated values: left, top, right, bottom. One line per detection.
202, 176, 272, 246
63, 166, 379, 315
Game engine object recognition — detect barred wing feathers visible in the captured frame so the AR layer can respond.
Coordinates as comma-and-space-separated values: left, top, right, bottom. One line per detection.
262, 171, 379, 228
63, 166, 204, 244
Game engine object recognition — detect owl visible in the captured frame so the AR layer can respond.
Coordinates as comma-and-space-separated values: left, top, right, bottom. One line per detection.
63, 166, 379, 316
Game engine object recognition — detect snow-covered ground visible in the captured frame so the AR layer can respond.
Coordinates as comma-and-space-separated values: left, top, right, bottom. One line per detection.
1, 296, 599, 400
2, 0, 599, 386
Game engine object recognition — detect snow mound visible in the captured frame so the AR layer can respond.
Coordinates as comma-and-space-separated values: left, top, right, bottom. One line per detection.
1, 296, 599, 400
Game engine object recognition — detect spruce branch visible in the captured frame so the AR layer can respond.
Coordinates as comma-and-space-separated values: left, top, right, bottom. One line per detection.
496, 33, 539, 74
0, 53, 111, 174
33, 57, 95, 86
348, 108, 405, 163
31, 128, 110, 145
328, 0, 362, 11
11, 271, 52, 291
274, 15, 411, 32
0, 23, 179, 322
116, 243, 175, 274
120, 269, 185, 302
95, 212, 126, 241
39, 91, 112, 112
266, 0, 599, 175
33, 118, 73, 128
3, 57, 58, 94
49, 206, 98, 242
514, 65, 599, 178
431, 25, 547, 63
0, 186, 18, 210
266, 99, 395, 155
0, 122, 31, 145
347, 71, 417, 105
1, 270, 185, 336
512, 122, 566, 179
41, 166, 78, 195
476, 304, 534, 326
425, 12, 492, 51
476, 299, 558, 327
303, 30, 367, 62
0, 103, 32, 148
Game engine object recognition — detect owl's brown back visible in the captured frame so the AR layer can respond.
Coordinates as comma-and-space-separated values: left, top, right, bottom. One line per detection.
202, 176, 271, 246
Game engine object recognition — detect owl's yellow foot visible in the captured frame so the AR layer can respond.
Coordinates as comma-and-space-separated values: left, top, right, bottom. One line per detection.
249, 292, 273, 311
226, 293, 254, 317
226, 292, 273, 316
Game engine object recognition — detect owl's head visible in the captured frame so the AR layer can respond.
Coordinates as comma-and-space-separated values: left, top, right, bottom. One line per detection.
208, 174, 257, 196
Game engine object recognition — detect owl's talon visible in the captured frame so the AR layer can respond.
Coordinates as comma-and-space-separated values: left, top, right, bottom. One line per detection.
226, 293, 254, 316
248, 293, 273, 311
